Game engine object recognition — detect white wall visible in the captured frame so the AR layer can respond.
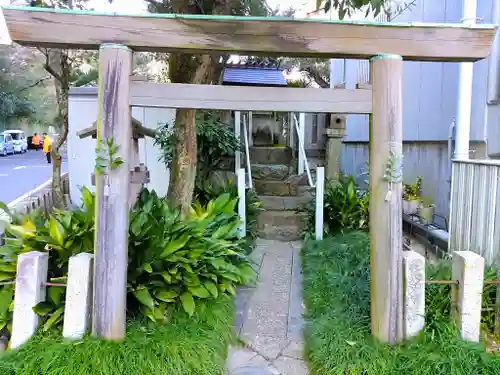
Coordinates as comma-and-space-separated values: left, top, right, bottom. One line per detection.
68, 88, 175, 205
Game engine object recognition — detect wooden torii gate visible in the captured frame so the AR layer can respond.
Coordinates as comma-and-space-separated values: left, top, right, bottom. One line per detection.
0, 5, 495, 344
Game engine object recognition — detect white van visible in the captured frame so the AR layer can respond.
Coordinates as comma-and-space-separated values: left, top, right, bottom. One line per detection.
4, 130, 27, 153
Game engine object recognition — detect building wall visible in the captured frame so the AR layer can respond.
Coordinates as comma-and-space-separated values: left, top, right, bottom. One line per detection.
332, 0, 498, 222
341, 0, 496, 143
342, 140, 488, 223
68, 88, 174, 205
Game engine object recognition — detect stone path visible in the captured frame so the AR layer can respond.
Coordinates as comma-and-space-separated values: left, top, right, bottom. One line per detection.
227, 239, 308, 375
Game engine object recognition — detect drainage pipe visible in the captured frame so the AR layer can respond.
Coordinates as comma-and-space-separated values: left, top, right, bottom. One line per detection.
454, 0, 477, 161
447, 120, 456, 199
487, 0, 500, 104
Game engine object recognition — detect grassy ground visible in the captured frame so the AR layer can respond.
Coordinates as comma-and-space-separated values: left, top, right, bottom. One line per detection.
0, 296, 234, 375
301, 231, 500, 375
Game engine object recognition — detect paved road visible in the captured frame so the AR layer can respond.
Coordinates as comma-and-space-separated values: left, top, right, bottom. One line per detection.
0, 150, 68, 204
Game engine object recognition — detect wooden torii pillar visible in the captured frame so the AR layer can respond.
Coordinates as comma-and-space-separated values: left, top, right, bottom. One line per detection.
369, 54, 404, 344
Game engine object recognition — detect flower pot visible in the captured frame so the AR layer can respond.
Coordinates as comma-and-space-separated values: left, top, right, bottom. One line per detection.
403, 199, 420, 215
418, 205, 435, 225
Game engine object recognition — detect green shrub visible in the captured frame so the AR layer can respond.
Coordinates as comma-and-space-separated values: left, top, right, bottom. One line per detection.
302, 232, 500, 375
0, 187, 95, 334
0, 187, 254, 338
194, 178, 261, 253
127, 189, 255, 319
154, 111, 241, 180
305, 175, 369, 236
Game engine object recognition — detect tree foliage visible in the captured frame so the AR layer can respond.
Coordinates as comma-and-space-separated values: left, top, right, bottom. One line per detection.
0, 46, 46, 123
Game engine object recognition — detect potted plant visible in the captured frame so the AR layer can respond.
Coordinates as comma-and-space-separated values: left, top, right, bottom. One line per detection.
402, 176, 422, 215
418, 196, 435, 225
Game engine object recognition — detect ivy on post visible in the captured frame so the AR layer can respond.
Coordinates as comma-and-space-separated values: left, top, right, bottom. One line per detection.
93, 44, 132, 340
369, 54, 404, 344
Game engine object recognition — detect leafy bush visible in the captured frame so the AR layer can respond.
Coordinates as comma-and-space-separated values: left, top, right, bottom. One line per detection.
194, 178, 261, 253
0, 187, 95, 333
154, 111, 241, 179
302, 232, 500, 375
128, 189, 255, 319
0, 187, 254, 338
305, 175, 369, 236
403, 176, 422, 201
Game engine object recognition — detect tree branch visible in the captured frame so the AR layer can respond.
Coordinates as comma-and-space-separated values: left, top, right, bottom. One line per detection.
18, 76, 52, 91
304, 67, 330, 88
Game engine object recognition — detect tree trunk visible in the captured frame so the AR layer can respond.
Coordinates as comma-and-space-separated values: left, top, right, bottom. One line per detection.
47, 50, 71, 208
167, 54, 215, 215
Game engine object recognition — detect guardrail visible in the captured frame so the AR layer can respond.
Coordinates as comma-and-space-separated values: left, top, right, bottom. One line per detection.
0, 173, 70, 234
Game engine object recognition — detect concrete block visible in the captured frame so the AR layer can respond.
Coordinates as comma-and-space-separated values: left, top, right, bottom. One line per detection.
452, 251, 485, 342
402, 250, 425, 339
11, 251, 49, 349
63, 253, 94, 339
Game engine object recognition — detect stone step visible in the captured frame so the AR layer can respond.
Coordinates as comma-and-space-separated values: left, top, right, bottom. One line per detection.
251, 164, 290, 181
253, 179, 298, 196
259, 195, 310, 211
257, 211, 308, 241
250, 146, 292, 165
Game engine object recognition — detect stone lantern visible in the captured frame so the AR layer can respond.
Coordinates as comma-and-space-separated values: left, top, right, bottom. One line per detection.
77, 117, 155, 208
325, 114, 347, 181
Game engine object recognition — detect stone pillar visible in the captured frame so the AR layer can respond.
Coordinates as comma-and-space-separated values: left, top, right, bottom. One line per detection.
402, 251, 425, 339
325, 115, 347, 181
452, 251, 484, 342
11, 251, 49, 349
63, 253, 94, 340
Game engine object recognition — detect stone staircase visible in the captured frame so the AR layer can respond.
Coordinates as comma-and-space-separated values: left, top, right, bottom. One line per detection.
250, 146, 311, 241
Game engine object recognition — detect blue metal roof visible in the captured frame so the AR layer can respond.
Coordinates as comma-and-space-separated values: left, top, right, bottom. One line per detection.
223, 67, 287, 86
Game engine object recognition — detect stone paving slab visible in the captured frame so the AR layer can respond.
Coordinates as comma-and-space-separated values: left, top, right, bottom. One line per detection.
227, 239, 309, 375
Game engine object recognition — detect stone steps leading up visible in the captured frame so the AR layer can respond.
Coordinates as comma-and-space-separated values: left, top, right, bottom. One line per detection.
257, 210, 308, 241
259, 195, 309, 211
251, 163, 290, 181
250, 146, 292, 165
254, 179, 299, 197
250, 145, 311, 241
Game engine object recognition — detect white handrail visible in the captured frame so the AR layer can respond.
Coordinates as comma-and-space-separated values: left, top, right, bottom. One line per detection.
293, 113, 315, 188
242, 113, 253, 189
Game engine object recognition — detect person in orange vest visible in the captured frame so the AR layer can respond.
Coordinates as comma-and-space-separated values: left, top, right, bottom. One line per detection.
31, 133, 40, 150
42, 133, 53, 164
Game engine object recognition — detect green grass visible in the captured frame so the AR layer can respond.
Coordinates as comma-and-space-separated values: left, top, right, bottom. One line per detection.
0, 296, 234, 375
302, 231, 500, 375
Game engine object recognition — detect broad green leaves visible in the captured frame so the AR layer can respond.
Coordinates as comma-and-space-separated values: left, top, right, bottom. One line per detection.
128, 190, 256, 319
0, 186, 256, 337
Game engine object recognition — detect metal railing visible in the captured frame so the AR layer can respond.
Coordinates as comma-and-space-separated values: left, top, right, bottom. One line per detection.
234, 110, 325, 241
292, 113, 315, 187
242, 112, 253, 189
291, 112, 325, 240
449, 159, 500, 265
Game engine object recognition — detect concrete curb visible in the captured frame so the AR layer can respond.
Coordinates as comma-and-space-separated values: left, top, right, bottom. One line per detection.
0, 172, 69, 230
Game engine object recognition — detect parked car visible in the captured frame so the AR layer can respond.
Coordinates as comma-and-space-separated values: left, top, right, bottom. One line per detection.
0, 133, 14, 156
3, 130, 27, 153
